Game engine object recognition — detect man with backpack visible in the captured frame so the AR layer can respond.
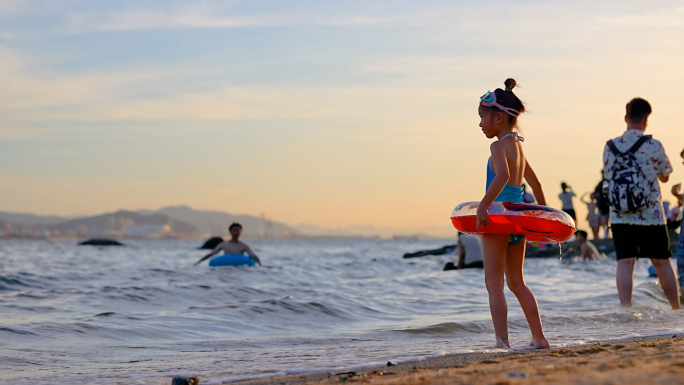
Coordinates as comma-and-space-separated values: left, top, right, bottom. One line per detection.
602, 98, 680, 309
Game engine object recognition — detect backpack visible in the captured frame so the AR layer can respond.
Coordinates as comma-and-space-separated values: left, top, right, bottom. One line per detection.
602, 135, 653, 213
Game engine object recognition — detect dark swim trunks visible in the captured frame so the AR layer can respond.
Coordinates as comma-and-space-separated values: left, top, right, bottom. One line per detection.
562, 208, 576, 220
612, 224, 671, 260
509, 234, 526, 245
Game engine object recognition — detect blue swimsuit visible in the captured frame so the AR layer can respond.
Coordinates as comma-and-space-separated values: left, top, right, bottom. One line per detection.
486, 159, 524, 203
485, 138, 526, 245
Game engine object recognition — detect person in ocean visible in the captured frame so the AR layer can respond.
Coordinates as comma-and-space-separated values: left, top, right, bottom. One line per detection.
194, 223, 262, 266
559, 182, 577, 222
443, 232, 484, 270
602, 98, 679, 309
575, 230, 600, 260
580, 192, 600, 239
671, 147, 684, 294
475, 78, 549, 350
593, 172, 611, 238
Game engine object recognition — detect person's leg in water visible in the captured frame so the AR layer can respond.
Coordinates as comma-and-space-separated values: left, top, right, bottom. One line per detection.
616, 258, 636, 305
677, 217, 684, 296
482, 233, 512, 349
599, 217, 610, 238
505, 238, 550, 349
651, 258, 681, 309
591, 225, 600, 240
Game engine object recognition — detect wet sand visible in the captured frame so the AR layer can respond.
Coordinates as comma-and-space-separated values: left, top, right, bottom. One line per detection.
232, 333, 684, 385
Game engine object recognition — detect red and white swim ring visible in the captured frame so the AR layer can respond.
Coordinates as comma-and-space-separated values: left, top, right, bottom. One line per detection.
450, 201, 576, 243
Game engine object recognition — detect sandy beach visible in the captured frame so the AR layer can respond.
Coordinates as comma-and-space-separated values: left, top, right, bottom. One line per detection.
234, 333, 684, 385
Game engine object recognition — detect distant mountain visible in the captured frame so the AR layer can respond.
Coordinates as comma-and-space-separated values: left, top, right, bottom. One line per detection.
59, 210, 196, 236
154, 205, 298, 239
292, 223, 456, 239
0, 206, 456, 239
0, 211, 68, 226
293, 223, 379, 238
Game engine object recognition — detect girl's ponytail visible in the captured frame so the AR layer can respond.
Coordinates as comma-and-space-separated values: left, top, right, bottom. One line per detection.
504, 78, 517, 92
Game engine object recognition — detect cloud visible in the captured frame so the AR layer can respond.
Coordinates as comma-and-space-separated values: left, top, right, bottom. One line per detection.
0, 0, 29, 16
58, 3, 470, 33
0, 44, 461, 142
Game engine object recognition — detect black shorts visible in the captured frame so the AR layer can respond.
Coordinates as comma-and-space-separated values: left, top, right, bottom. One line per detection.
563, 209, 576, 220
597, 199, 610, 216
611, 224, 671, 260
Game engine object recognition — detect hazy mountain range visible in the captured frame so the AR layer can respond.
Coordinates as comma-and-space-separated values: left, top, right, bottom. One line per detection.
0, 206, 455, 239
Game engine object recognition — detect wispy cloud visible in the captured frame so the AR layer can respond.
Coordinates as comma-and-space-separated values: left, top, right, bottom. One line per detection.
0, 0, 29, 16
59, 3, 468, 33
0, 44, 459, 140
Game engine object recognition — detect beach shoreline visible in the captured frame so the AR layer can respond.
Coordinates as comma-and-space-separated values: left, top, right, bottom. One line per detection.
229, 332, 684, 385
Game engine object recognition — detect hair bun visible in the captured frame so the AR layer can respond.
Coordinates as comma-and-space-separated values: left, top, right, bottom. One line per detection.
504, 78, 517, 91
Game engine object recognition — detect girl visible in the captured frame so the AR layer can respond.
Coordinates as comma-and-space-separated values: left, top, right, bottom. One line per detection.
476, 78, 549, 350
580, 191, 600, 239
559, 182, 577, 221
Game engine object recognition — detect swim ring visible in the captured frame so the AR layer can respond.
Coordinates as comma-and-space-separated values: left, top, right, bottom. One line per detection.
208, 254, 257, 267
450, 201, 576, 243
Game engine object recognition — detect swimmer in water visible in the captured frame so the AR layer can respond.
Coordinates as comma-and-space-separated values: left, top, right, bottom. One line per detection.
576, 230, 600, 261
476, 78, 549, 350
194, 223, 262, 266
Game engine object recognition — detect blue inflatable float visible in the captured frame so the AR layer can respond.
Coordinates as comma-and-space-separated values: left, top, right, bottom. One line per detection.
208, 254, 257, 267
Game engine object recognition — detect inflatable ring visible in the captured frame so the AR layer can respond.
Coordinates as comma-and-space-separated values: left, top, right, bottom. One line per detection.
450, 201, 576, 243
208, 254, 257, 267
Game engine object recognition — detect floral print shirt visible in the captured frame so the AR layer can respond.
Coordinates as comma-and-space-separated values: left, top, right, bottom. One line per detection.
602, 129, 672, 226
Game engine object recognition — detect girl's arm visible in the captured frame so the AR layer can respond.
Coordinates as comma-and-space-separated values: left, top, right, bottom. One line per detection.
672, 183, 683, 206
579, 192, 590, 204
477, 142, 509, 228
524, 162, 546, 206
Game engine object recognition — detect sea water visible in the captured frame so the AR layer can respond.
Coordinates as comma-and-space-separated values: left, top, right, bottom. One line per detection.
1, 238, 682, 384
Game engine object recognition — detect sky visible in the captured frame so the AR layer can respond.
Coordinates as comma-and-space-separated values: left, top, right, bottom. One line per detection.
1, 0, 683, 234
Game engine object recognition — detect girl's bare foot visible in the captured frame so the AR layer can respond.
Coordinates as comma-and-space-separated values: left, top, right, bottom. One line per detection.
489, 338, 511, 350
528, 338, 550, 349
512, 338, 550, 351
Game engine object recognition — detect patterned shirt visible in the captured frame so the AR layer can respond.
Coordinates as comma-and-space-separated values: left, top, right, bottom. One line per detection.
602, 129, 673, 225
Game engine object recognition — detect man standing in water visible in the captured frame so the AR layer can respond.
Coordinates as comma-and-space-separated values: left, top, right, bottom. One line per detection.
602, 98, 679, 309
671, 148, 684, 296
194, 223, 262, 266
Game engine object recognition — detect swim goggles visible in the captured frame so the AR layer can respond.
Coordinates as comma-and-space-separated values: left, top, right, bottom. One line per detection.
480, 91, 520, 117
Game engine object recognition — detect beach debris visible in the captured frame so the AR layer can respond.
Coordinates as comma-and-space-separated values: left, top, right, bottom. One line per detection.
370, 371, 396, 377
331, 371, 357, 376
386, 361, 395, 366
330, 371, 370, 382
508, 372, 527, 378
171, 376, 199, 385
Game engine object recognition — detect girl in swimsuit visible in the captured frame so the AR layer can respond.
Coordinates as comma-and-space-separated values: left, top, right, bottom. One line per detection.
476, 78, 549, 350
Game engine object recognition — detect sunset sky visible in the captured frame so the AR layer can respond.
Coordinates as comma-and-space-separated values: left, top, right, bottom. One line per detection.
1, 1, 683, 234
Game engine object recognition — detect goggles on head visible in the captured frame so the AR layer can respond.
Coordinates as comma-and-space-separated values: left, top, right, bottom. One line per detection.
480, 91, 520, 118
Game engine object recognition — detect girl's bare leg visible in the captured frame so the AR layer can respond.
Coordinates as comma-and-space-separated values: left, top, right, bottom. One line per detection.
504, 239, 550, 349
482, 234, 512, 348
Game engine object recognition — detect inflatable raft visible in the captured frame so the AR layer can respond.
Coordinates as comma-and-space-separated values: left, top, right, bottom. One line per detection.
208, 254, 257, 267
451, 201, 575, 243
